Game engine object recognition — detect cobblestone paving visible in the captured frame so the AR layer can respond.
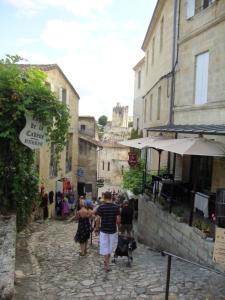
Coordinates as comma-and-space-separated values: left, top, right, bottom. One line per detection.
15, 220, 225, 300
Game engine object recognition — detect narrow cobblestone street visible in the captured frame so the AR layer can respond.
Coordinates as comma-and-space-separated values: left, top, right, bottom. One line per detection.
15, 220, 225, 300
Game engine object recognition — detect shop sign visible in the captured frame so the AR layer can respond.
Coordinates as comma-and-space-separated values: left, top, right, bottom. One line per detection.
128, 152, 138, 167
96, 178, 104, 187
213, 226, 225, 270
77, 168, 84, 177
19, 114, 47, 149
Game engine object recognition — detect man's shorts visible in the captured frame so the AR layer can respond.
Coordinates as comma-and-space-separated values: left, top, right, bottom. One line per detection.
120, 224, 133, 236
99, 231, 118, 255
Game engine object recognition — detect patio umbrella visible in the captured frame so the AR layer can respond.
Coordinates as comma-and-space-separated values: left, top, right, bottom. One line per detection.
118, 136, 171, 150
154, 137, 225, 157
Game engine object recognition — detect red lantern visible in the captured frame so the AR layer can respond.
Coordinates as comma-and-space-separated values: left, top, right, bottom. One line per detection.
128, 152, 137, 167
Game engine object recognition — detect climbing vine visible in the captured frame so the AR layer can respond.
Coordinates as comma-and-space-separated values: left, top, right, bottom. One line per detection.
0, 55, 70, 229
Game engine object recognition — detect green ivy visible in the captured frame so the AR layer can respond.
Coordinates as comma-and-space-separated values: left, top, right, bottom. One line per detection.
0, 55, 70, 230
122, 160, 147, 195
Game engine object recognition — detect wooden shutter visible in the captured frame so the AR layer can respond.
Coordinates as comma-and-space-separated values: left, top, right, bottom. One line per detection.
186, 0, 195, 19
195, 52, 209, 105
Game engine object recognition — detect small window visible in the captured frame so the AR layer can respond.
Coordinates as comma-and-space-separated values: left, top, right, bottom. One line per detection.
146, 50, 149, 74
121, 165, 124, 175
150, 94, 153, 121
108, 162, 110, 171
137, 118, 139, 130
157, 87, 161, 120
152, 37, 155, 65
160, 17, 164, 52
138, 70, 141, 89
80, 124, 86, 131
61, 88, 67, 104
144, 98, 147, 123
102, 161, 104, 170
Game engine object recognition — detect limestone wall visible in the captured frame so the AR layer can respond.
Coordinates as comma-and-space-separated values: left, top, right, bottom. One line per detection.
0, 215, 16, 299
138, 198, 214, 266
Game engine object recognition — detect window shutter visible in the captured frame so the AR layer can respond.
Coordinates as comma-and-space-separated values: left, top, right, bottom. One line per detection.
195, 52, 209, 105
186, 0, 195, 19
66, 90, 69, 106
59, 87, 63, 102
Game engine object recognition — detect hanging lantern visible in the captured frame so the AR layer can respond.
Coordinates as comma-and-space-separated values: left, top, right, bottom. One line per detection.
128, 152, 138, 167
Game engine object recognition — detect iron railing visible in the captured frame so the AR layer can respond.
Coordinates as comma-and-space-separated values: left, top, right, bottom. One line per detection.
161, 250, 225, 300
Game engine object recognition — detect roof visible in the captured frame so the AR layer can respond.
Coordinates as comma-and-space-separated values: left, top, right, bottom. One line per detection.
146, 124, 225, 135
141, 0, 162, 51
18, 64, 80, 99
79, 134, 102, 147
79, 116, 95, 121
133, 57, 145, 71
101, 141, 130, 149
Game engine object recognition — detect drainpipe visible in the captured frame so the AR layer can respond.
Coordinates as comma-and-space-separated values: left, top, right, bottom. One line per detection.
168, 0, 180, 174
169, 0, 179, 125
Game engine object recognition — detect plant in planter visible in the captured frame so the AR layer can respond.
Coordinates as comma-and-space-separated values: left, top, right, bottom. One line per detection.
193, 220, 210, 238
172, 208, 185, 222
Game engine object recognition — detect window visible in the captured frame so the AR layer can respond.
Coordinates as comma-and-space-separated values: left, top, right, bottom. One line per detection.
121, 165, 124, 175
186, 0, 216, 18
150, 94, 153, 121
49, 143, 57, 178
80, 124, 86, 131
137, 118, 139, 130
102, 161, 104, 170
108, 162, 110, 171
144, 98, 147, 123
59, 88, 68, 105
160, 17, 164, 52
138, 70, 141, 89
146, 50, 149, 74
152, 37, 155, 65
195, 51, 209, 105
65, 134, 72, 173
157, 87, 161, 120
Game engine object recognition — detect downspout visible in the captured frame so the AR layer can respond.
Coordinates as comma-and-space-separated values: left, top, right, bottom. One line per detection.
168, 0, 181, 173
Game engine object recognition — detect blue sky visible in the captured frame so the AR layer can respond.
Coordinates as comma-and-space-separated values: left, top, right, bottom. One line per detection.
0, 0, 157, 120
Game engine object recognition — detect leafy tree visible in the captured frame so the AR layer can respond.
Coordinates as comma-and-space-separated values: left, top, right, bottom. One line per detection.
98, 115, 108, 127
129, 128, 143, 140
122, 159, 152, 195
0, 55, 70, 229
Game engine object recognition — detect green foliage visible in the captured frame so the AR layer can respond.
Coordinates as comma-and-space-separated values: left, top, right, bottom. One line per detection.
0, 55, 70, 229
129, 128, 143, 140
98, 115, 108, 127
122, 160, 145, 195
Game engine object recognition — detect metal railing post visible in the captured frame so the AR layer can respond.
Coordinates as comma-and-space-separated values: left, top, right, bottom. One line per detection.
165, 255, 172, 300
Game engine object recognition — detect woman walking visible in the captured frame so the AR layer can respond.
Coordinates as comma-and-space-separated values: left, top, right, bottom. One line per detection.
73, 199, 93, 256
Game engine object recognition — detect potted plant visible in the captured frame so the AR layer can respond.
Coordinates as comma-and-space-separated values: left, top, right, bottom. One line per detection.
193, 220, 210, 238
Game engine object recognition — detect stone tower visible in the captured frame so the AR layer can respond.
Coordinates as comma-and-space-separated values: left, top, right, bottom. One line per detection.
112, 103, 129, 128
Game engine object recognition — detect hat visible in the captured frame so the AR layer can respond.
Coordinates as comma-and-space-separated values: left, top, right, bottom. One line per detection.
84, 199, 93, 207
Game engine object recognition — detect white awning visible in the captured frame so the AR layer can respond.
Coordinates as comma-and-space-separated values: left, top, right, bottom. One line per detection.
118, 136, 171, 150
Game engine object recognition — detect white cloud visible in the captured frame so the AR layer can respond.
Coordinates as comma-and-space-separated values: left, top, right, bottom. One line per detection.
7, 0, 112, 17
16, 37, 38, 46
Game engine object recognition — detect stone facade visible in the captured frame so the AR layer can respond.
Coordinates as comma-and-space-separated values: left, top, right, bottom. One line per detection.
132, 0, 225, 265
0, 215, 16, 299
97, 141, 129, 196
78, 116, 100, 198
36, 65, 79, 196
138, 199, 215, 267
112, 103, 129, 128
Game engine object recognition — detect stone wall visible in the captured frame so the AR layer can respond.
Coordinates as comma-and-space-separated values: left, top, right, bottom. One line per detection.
0, 215, 16, 299
138, 198, 214, 266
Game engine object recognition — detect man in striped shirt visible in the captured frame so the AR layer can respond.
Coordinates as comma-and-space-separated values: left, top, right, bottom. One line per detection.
95, 192, 120, 272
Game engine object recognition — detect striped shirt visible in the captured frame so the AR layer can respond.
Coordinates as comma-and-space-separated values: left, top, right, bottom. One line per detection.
96, 202, 120, 234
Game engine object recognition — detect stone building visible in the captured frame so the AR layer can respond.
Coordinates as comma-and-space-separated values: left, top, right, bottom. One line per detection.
103, 103, 132, 141
133, 0, 225, 267
97, 141, 129, 197
112, 102, 129, 128
33, 64, 79, 196
78, 116, 101, 198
